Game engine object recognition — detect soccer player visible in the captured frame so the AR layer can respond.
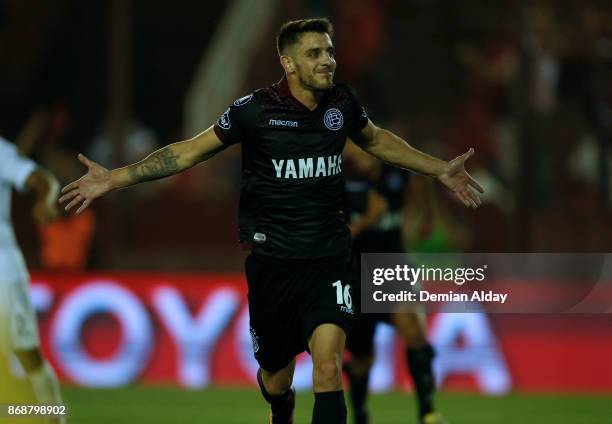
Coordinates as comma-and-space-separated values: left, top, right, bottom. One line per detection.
0, 137, 65, 423
60, 18, 482, 424
343, 145, 444, 424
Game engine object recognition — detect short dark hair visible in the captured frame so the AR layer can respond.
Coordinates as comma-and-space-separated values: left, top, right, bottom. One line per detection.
276, 18, 334, 55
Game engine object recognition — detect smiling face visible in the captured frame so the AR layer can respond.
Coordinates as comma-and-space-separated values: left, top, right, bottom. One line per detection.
283, 32, 336, 91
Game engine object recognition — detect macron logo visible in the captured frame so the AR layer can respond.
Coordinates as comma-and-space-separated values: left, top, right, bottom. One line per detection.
269, 119, 298, 128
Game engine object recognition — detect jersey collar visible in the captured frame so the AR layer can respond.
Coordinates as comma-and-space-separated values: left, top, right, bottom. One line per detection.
275, 75, 333, 111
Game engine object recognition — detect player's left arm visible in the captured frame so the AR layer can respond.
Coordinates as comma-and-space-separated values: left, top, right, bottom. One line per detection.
351, 120, 484, 208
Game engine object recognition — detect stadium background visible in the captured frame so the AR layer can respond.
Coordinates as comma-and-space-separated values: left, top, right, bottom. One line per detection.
1, 0, 611, 422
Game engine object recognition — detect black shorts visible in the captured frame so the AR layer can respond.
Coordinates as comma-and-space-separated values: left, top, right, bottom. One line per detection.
245, 251, 356, 372
345, 312, 391, 357
345, 252, 390, 357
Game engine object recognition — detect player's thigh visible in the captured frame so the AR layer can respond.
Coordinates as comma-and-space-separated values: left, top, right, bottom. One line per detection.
308, 323, 346, 362
1, 280, 40, 355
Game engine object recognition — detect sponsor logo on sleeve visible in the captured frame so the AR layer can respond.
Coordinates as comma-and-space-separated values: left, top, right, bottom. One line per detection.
233, 94, 253, 106
217, 108, 231, 130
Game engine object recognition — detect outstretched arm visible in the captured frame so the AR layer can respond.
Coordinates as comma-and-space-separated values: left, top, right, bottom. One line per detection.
351, 121, 484, 208
60, 125, 225, 214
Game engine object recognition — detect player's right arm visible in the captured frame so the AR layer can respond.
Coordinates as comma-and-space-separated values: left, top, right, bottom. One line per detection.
59, 125, 225, 214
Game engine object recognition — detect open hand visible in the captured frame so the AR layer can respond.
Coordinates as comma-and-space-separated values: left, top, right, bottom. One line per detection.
438, 148, 484, 208
59, 154, 112, 214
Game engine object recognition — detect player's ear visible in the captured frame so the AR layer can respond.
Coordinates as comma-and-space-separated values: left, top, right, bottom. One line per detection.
280, 55, 295, 74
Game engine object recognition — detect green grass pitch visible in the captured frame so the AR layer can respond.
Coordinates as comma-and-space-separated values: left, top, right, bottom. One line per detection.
1, 380, 610, 423
50, 387, 611, 423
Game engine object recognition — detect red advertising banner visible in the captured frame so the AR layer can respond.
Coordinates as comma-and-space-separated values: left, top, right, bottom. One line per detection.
24, 273, 612, 393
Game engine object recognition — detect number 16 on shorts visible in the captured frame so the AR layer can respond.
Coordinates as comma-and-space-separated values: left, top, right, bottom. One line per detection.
332, 280, 353, 314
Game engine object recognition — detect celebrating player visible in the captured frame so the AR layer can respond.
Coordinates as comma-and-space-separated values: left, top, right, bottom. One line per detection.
0, 137, 65, 423
60, 18, 482, 424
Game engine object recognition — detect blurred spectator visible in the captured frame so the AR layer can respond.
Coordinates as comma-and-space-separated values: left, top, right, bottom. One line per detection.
88, 118, 159, 168
15, 102, 98, 271
87, 117, 163, 201
454, 36, 520, 184
37, 209, 95, 271
519, 2, 568, 208
333, 0, 387, 77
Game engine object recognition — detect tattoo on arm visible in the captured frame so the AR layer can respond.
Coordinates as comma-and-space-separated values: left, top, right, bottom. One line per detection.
128, 148, 181, 183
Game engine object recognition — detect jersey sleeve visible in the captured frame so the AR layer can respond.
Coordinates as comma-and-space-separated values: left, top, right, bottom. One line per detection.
0, 138, 37, 192
343, 85, 369, 134
213, 92, 257, 145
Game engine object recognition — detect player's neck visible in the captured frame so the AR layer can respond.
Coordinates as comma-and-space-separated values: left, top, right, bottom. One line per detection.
287, 78, 323, 111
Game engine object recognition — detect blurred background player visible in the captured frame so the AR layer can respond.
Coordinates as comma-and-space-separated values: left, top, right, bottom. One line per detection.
0, 137, 65, 423
343, 141, 445, 424
15, 107, 97, 273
